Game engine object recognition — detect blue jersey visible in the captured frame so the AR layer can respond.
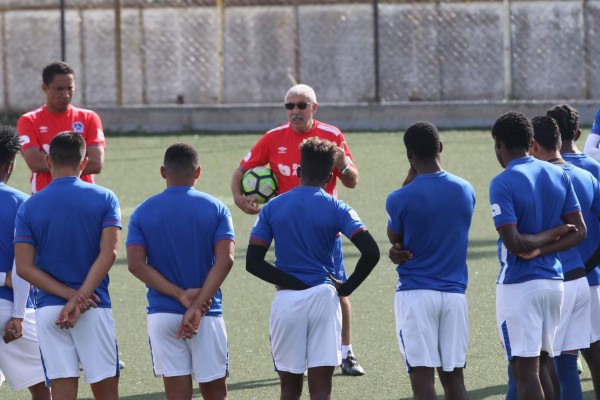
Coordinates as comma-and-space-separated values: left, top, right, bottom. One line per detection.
0, 183, 29, 304
490, 157, 580, 284
556, 164, 600, 273
126, 186, 234, 316
14, 177, 121, 308
250, 186, 365, 287
563, 153, 600, 285
386, 171, 475, 293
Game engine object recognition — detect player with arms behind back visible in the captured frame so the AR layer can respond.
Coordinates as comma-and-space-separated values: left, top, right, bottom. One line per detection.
246, 137, 379, 400
550, 104, 600, 400
17, 61, 105, 194
530, 116, 598, 400
127, 143, 234, 400
0, 126, 50, 400
14, 131, 121, 400
490, 112, 586, 400
231, 84, 365, 376
386, 122, 474, 400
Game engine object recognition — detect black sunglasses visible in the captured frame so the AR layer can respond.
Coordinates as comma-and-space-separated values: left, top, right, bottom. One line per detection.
284, 102, 308, 110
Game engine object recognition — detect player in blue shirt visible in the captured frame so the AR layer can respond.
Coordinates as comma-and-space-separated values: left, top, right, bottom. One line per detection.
246, 137, 379, 400
549, 104, 600, 399
490, 111, 586, 400
15, 131, 121, 400
127, 143, 234, 400
0, 126, 49, 399
386, 121, 474, 400
530, 115, 600, 400
583, 106, 600, 162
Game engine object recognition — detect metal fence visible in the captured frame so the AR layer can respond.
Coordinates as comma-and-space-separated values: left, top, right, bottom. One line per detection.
1, 0, 599, 112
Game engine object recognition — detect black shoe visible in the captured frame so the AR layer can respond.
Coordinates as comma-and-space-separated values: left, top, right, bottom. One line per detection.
340, 351, 364, 376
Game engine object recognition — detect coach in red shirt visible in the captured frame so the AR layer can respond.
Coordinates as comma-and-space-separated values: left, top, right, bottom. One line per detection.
17, 61, 105, 194
231, 84, 366, 377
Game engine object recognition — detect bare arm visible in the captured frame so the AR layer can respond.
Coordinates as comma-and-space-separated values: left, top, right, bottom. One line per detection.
334, 143, 358, 188
387, 227, 412, 265
498, 212, 585, 257
77, 226, 120, 299
15, 242, 78, 300
584, 133, 600, 162
21, 148, 50, 173
231, 165, 260, 215
82, 145, 104, 175
402, 166, 417, 186
127, 245, 198, 307
178, 240, 235, 338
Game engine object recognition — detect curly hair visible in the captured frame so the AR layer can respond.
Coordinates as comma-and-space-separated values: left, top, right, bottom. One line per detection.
491, 111, 533, 151
0, 125, 21, 167
546, 104, 579, 141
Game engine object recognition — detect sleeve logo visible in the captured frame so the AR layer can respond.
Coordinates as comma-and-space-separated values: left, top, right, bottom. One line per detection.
491, 203, 501, 217
20, 135, 30, 145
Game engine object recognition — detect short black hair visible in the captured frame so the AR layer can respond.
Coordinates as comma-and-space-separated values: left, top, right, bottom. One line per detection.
42, 61, 74, 86
0, 126, 21, 167
491, 111, 533, 151
49, 131, 86, 168
299, 137, 337, 182
532, 116, 561, 151
546, 104, 579, 141
403, 121, 440, 160
163, 143, 199, 176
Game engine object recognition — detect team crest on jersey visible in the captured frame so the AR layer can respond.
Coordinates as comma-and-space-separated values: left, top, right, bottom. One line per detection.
491, 203, 501, 217
73, 122, 84, 133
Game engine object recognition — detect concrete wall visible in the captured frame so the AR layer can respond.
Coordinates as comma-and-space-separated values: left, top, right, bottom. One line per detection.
2, 1, 600, 132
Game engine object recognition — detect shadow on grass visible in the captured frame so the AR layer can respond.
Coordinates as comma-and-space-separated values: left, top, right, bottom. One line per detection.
81, 379, 279, 399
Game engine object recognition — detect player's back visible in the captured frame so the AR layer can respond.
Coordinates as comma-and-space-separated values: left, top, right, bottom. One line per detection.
490, 156, 580, 284
15, 176, 120, 307
0, 183, 28, 303
556, 163, 598, 273
563, 154, 600, 285
127, 186, 233, 315
386, 171, 474, 293
255, 186, 364, 287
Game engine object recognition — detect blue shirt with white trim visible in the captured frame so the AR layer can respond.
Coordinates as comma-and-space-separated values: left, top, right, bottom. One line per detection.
489, 157, 580, 284
14, 176, 121, 308
563, 153, 600, 286
250, 186, 365, 288
555, 163, 600, 273
0, 183, 29, 304
126, 186, 234, 316
386, 171, 475, 293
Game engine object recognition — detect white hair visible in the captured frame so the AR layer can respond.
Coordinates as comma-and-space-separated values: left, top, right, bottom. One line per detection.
285, 84, 317, 104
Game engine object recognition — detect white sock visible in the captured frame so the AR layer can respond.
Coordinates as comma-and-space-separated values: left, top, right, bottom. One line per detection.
341, 344, 353, 358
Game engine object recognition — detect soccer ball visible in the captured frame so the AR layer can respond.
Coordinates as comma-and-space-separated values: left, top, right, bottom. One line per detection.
241, 165, 278, 204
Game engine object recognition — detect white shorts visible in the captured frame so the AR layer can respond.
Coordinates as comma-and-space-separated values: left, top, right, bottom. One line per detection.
0, 300, 45, 391
554, 277, 590, 353
590, 286, 600, 344
148, 313, 228, 383
394, 290, 469, 372
36, 306, 119, 384
270, 284, 341, 373
496, 280, 563, 360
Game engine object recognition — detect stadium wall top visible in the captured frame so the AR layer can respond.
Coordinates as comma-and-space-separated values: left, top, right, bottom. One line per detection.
3, 0, 600, 131
93, 101, 600, 133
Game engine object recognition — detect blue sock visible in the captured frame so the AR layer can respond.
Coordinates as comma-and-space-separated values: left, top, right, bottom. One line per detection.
554, 354, 583, 400
506, 363, 517, 400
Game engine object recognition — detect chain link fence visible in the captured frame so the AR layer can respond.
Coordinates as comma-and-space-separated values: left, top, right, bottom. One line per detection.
1, 0, 599, 112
